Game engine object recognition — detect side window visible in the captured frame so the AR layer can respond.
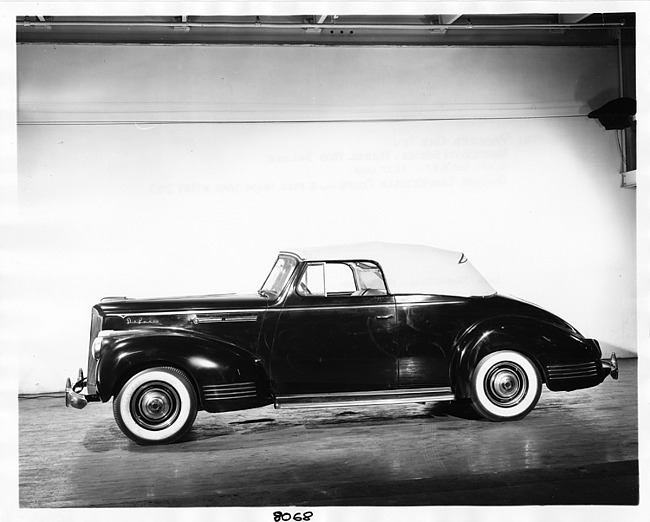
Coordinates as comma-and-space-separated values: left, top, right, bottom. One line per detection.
298, 262, 356, 297
325, 263, 356, 294
297, 261, 388, 297
354, 262, 388, 295
299, 263, 326, 296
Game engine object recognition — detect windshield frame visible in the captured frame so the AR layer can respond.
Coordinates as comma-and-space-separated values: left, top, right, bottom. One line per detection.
259, 254, 299, 300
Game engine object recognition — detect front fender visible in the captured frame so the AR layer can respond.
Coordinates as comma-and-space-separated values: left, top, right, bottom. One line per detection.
450, 316, 598, 398
96, 329, 271, 411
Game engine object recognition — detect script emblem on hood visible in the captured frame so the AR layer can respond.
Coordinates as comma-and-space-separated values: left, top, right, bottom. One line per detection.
126, 317, 161, 325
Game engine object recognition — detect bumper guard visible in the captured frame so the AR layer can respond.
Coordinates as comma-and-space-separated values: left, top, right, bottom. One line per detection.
65, 368, 100, 409
600, 352, 619, 380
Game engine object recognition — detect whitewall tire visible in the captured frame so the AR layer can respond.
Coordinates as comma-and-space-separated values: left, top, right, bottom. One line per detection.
470, 350, 541, 421
113, 367, 198, 445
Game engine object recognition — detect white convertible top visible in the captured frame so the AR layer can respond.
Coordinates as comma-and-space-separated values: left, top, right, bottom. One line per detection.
283, 242, 496, 298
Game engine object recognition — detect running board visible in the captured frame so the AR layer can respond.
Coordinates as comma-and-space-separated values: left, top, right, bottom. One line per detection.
275, 387, 455, 409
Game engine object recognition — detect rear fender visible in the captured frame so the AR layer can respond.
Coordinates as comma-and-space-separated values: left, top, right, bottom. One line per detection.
96, 329, 269, 410
450, 316, 589, 398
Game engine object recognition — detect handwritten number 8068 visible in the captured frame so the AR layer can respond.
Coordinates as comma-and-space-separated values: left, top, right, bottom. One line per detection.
273, 512, 313, 521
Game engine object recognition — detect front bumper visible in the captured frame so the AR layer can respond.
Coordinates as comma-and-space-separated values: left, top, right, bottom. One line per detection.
65, 369, 100, 409
600, 352, 619, 380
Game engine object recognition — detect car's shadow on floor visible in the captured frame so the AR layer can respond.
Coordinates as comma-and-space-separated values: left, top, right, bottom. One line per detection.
424, 399, 483, 420
176, 400, 484, 446
88, 400, 485, 452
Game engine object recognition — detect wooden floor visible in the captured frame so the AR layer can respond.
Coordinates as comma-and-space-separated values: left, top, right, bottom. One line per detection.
19, 359, 638, 508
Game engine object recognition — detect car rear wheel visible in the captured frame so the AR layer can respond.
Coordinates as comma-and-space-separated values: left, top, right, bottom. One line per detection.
470, 350, 541, 421
113, 367, 198, 445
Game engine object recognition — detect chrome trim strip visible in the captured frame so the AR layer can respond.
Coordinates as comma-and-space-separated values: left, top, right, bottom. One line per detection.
548, 375, 598, 380
275, 387, 454, 409
548, 370, 599, 377
547, 362, 598, 369
204, 389, 257, 395
204, 393, 258, 401
547, 363, 597, 373
109, 308, 267, 318
206, 383, 256, 386
94, 328, 156, 338
277, 394, 455, 409
278, 303, 395, 313
395, 300, 466, 306
546, 361, 599, 379
547, 367, 599, 373
203, 389, 257, 394
190, 314, 258, 324
547, 364, 598, 370
203, 383, 256, 388
202, 382, 257, 401
278, 386, 452, 399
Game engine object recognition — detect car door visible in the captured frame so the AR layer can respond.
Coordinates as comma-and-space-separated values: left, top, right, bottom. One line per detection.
270, 261, 398, 395
395, 295, 471, 387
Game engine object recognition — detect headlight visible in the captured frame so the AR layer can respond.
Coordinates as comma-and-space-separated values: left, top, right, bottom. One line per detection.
91, 336, 103, 359
90, 331, 105, 360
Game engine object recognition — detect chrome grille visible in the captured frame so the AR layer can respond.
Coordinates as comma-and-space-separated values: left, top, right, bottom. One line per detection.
203, 382, 257, 401
89, 307, 103, 347
546, 361, 599, 380
86, 307, 103, 394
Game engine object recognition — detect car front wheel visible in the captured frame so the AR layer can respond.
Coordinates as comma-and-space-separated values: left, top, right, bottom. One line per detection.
470, 350, 541, 421
113, 367, 198, 445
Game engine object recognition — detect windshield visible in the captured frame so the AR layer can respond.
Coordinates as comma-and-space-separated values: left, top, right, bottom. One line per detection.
259, 255, 298, 299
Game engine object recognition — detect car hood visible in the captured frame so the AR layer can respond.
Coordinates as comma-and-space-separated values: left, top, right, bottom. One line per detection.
96, 293, 268, 315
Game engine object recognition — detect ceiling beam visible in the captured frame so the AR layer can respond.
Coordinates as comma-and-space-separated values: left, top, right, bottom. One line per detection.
559, 14, 592, 24
439, 15, 462, 25
18, 18, 622, 31
16, 14, 631, 46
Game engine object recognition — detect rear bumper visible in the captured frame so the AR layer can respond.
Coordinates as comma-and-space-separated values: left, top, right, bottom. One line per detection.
65, 369, 100, 409
600, 352, 619, 380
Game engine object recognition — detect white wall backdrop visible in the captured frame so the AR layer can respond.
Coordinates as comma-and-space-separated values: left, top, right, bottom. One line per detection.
12, 43, 636, 393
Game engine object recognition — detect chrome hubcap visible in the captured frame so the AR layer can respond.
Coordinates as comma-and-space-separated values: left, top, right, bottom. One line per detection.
142, 392, 170, 419
484, 363, 528, 407
131, 382, 180, 430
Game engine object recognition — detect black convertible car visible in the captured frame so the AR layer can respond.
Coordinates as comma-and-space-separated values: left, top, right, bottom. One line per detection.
66, 242, 618, 445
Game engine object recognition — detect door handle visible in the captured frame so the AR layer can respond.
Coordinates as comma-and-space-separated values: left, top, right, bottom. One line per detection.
375, 314, 394, 320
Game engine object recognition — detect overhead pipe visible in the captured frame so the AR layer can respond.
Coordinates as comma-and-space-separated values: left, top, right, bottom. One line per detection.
20, 18, 626, 32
